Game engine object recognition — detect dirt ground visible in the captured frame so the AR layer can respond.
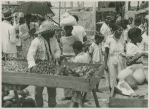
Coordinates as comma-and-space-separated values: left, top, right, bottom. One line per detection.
26, 78, 110, 108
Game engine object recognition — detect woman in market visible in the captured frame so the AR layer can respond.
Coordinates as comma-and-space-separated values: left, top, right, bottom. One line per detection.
118, 28, 148, 84
59, 13, 80, 101
104, 23, 126, 97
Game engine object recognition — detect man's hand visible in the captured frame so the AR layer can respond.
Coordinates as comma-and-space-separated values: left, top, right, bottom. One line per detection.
31, 65, 38, 73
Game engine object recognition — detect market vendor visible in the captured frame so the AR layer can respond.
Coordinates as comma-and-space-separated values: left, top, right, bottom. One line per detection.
27, 20, 61, 107
59, 13, 80, 101
118, 28, 148, 84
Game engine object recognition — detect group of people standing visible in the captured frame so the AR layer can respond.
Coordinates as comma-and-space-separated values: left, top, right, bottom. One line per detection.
2, 8, 148, 107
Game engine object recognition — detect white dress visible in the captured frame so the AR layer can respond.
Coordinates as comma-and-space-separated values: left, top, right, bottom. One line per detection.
104, 35, 125, 88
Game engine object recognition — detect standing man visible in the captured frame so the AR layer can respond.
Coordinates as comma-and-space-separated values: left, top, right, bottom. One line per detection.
72, 15, 87, 43
2, 10, 20, 60
27, 21, 61, 107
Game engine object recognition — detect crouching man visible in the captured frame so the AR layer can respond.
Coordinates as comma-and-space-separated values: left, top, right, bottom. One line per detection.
27, 21, 61, 107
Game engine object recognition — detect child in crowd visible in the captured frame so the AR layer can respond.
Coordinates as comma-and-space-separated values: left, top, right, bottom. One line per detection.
70, 41, 90, 107
89, 34, 104, 64
89, 34, 104, 92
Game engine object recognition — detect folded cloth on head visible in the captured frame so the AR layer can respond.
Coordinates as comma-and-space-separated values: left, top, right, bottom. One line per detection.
60, 13, 77, 27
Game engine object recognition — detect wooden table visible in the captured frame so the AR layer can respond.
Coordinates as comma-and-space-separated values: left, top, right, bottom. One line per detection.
2, 63, 105, 107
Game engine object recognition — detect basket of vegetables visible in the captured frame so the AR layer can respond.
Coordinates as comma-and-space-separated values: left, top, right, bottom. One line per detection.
59, 62, 101, 78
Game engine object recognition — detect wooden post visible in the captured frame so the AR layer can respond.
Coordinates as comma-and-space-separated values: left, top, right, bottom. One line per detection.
64, 1, 66, 12
93, 1, 96, 35
92, 88, 100, 107
70, 2, 73, 10
59, 2, 61, 25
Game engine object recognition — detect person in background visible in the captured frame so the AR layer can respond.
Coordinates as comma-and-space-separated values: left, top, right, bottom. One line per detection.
72, 15, 87, 43
121, 19, 130, 44
70, 41, 90, 107
2, 10, 20, 60
18, 14, 43, 59
134, 18, 144, 34
116, 12, 122, 22
137, 16, 149, 52
104, 23, 125, 97
27, 21, 61, 107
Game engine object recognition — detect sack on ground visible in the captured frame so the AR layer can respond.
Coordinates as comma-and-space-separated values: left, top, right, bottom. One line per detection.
124, 75, 138, 90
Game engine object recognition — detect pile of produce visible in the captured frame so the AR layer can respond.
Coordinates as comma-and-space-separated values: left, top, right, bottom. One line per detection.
2, 61, 30, 73
59, 64, 98, 77
33, 60, 58, 75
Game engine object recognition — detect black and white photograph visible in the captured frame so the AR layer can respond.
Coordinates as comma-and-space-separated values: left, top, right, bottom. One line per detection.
1, 1, 148, 108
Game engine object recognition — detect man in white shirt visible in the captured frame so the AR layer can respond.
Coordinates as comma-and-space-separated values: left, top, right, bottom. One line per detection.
72, 15, 87, 43
2, 10, 20, 60
27, 21, 61, 107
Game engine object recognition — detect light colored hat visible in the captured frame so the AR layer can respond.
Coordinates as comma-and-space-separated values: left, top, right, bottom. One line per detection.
60, 12, 77, 27
35, 20, 61, 34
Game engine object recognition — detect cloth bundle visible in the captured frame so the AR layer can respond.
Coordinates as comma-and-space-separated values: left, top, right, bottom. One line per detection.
60, 13, 77, 27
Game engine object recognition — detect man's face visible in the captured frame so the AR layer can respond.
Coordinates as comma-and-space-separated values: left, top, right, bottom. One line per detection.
42, 31, 55, 40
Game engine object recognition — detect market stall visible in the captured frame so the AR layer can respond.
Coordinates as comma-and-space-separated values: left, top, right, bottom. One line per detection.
2, 60, 105, 107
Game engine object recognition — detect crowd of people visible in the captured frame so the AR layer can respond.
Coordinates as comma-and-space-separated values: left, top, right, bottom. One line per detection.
2, 7, 148, 107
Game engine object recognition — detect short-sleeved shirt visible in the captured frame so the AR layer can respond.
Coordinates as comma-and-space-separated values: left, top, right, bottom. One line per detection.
60, 35, 80, 56
89, 42, 103, 63
72, 25, 86, 43
104, 35, 125, 56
